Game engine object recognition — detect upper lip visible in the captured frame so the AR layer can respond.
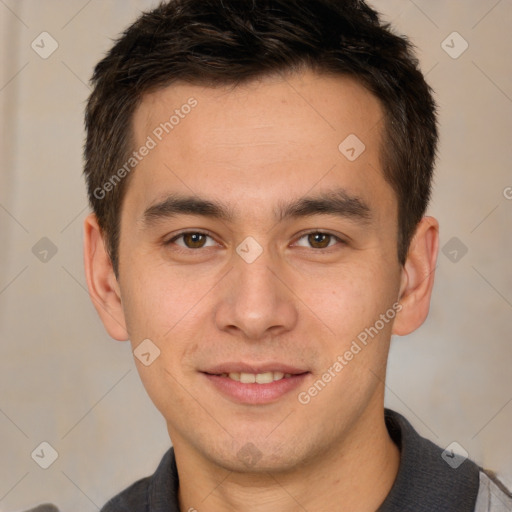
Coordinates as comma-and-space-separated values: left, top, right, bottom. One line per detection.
202, 363, 309, 375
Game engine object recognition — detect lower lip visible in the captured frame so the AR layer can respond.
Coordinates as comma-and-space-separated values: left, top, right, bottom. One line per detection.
202, 373, 309, 405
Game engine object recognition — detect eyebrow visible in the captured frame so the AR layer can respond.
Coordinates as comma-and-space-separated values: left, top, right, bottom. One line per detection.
141, 189, 372, 228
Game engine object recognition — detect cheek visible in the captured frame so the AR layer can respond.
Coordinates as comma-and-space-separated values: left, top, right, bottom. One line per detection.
135, 362, 193, 423
119, 260, 205, 341
299, 264, 386, 327
294, 258, 401, 369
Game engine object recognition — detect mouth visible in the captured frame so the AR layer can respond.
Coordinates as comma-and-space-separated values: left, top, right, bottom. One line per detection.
207, 370, 299, 383
201, 364, 310, 404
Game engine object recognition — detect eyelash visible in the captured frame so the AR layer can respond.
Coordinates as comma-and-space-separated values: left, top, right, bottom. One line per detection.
164, 230, 346, 252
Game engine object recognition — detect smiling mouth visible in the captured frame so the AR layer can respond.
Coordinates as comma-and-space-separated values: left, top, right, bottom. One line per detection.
210, 371, 297, 384
202, 368, 310, 404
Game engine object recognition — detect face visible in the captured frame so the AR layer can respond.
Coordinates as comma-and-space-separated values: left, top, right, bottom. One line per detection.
112, 70, 405, 472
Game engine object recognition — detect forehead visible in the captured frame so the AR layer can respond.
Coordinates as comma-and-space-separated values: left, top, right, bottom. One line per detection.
135, 70, 383, 147
126, 70, 394, 220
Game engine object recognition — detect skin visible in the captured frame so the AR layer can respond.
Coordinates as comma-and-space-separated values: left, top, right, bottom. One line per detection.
84, 69, 439, 511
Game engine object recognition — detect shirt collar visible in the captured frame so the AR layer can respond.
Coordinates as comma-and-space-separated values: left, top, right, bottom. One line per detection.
377, 408, 480, 511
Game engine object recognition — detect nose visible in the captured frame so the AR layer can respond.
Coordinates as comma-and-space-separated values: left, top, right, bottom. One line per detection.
214, 244, 299, 341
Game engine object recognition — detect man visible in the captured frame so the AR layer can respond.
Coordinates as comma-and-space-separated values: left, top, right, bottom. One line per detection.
81, 0, 511, 510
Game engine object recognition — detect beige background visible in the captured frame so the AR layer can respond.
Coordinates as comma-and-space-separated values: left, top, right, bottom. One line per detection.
0, 1, 511, 510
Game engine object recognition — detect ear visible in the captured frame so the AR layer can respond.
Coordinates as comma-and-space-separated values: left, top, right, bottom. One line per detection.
83, 213, 129, 341
392, 216, 439, 336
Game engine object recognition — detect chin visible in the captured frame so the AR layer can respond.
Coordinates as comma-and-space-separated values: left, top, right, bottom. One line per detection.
197, 434, 314, 475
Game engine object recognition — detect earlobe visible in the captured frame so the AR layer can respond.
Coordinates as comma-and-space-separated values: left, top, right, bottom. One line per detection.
83, 213, 129, 341
392, 216, 439, 336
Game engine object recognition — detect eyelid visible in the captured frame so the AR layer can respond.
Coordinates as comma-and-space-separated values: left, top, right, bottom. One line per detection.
165, 229, 220, 248
164, 229, 348, 250
292, 229, 348, 248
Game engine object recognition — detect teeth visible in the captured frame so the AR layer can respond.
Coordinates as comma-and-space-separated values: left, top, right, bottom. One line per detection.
226, 371, 290, 384
256, 372, 274, 384
240, 372, 256, 384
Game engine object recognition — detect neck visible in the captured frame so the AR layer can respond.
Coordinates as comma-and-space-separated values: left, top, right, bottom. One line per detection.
173, 403, 400, 512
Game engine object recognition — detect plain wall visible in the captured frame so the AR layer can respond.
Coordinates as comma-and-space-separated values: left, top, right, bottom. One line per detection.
0, 1, 511, 510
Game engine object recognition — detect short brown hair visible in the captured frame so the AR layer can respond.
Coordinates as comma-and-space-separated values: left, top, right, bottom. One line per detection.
84, 0, 438, 276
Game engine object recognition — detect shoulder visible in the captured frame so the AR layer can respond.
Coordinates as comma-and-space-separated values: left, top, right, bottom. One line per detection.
380, 409, 481, 511
383, 409, 512, 512
100, 476, 150, 512
100, 447, 178, 512
475, 470, 512, 512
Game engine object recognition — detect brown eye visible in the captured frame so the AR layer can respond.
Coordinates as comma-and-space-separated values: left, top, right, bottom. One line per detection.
307, 233, 332, 249
168, 232, 216, 249
293, 231, 346, 250
182, 233, 207, 248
